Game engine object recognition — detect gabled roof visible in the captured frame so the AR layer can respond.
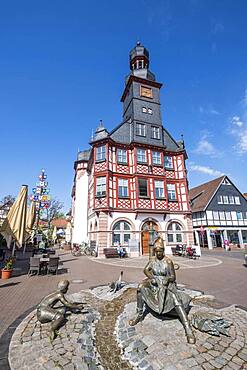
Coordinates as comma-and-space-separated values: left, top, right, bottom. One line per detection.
51, 218, 68, 228
77, 149, 91, 161
189, 176, 225, 212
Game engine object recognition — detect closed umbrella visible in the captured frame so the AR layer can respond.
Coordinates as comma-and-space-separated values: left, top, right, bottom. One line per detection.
23, 201, 36, 254
52, 226, 57, 242
0, 185, 28, 255
26, 201, 36, 237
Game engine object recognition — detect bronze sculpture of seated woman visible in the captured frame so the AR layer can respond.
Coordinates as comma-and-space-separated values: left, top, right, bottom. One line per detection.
129, 237, 196, 344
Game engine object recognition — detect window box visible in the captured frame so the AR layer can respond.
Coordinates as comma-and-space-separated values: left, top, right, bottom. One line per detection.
117, 161, 128, 166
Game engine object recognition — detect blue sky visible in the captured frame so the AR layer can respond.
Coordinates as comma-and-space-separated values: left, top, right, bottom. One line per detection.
0, 0, 247, 211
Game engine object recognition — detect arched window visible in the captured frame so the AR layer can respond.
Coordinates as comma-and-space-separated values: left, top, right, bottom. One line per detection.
112, 221, 131, 246
167, 222, 183, 243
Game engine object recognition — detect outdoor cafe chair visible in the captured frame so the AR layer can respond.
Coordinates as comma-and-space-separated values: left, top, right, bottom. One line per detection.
47, 257, 59, 275
28, 257, 41, 276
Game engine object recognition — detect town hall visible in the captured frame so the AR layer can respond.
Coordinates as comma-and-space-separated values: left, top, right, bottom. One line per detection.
71, 43, 194, 256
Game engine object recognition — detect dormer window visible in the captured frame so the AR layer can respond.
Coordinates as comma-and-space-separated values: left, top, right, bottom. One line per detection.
152, 126, 160, 139
136, 123, 146, 136
148, 108, 153, 114
142, 107, 147, 113
96, 145, 106, 161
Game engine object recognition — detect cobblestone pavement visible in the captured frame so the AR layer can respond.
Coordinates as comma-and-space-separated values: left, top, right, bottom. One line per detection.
6, 285, 247, 370
8, 288, 136, 370
116, 300, 247, 370
1, 250, 247, 342
9, 293, 102, 370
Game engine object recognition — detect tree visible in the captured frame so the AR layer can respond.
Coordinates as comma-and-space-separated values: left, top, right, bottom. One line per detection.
0, 195, 15, 208
44, 198, 64, 229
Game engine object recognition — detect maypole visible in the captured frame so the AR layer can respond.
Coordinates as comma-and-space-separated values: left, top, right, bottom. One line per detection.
30, 169, 51, 234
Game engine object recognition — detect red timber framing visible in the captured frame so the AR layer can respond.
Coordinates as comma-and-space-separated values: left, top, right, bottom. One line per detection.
88, 138, 190, 215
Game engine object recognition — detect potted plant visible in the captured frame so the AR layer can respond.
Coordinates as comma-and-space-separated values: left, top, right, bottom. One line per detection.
1, 256, 15, 279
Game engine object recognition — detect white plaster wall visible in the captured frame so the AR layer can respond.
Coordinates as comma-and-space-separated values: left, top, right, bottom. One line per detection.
72, 171, 89, 244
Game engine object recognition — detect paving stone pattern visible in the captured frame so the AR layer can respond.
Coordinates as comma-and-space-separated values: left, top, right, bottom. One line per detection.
115, 302, 247, 370
7, 284, 247, 370
8, 293, 103, 370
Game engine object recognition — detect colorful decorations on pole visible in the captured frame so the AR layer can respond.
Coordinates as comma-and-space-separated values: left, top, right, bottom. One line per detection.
30, 169, 51, 225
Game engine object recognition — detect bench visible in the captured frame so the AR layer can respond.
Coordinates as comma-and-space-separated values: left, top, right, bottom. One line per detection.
103, 247, 127, 258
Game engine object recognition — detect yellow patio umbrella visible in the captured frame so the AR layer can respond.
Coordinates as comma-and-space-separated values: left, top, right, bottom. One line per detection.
0, 185, 28, 254
26, 201, 36, 238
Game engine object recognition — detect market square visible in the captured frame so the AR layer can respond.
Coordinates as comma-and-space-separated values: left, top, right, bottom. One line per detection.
0, 1, 247, 369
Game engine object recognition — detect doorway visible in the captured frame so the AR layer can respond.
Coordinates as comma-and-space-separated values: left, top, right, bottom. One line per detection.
215, 233, 222, 248
141, 220, 159, 255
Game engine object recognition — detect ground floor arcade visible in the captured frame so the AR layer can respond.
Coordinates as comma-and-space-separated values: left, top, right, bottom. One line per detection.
193, 226, 247, 249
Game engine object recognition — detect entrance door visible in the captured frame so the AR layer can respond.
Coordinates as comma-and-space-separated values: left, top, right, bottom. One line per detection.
141, 221, 158, 255
215, 233, 222, 248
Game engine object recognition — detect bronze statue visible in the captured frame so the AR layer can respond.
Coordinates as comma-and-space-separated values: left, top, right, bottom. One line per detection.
129, 238, 196, 344
37, 280, 84, 340
191, 312, 232, 337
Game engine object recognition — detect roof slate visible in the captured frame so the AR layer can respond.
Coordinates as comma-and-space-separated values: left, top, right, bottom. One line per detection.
189, 176, 225, 212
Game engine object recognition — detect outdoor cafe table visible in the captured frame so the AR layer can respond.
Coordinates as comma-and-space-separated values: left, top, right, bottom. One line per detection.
39, 256, 59, 274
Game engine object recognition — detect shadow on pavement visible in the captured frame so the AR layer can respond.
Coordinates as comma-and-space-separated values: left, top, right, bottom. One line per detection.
0, 281, 21, 288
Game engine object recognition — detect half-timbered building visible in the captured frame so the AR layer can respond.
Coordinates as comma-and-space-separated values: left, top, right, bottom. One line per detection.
190, 176, 247, 249
71, 43, 194, 256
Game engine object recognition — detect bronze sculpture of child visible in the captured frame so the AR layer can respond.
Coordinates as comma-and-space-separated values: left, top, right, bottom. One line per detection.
37, 280, 84, 340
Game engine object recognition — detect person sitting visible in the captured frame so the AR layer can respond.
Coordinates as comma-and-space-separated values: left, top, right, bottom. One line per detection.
38, 239, 46, 251
37, 280, 84, 340
129, 237, 196, 344
117, 245, 126, 258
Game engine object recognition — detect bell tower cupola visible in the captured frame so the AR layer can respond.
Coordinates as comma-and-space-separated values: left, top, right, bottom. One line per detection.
129, 41, 156, 81
121, 42, 163, 138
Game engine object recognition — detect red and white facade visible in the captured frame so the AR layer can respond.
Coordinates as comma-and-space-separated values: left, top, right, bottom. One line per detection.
71, 43, 194, 256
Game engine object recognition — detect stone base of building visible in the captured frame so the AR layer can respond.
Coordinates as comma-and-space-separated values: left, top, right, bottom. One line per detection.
88, 211, 194, 257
